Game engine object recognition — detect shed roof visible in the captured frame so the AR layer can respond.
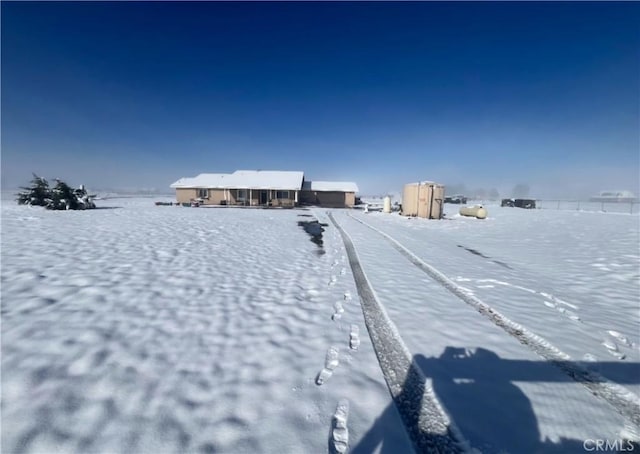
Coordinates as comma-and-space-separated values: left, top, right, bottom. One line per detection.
405, 181, 443, 187
302, 181, 359, 192
170, 170, 304, 190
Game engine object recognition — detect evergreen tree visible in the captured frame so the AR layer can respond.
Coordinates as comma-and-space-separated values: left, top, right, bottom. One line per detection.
16, 173, 51, 206
16, 175, 96, 210
48, 179, 80, 210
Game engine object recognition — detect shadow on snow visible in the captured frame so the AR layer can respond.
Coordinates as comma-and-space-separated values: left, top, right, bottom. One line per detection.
352, 347, 639, 454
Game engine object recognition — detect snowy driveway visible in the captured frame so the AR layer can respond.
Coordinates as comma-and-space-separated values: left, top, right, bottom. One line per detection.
329, 209, 639, 453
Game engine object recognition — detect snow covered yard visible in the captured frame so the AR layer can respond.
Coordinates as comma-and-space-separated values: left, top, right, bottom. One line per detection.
1, 198, 411, 453
2, 197, 639, 453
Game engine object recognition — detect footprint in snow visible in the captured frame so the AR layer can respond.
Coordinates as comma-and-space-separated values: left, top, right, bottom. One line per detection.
339, 267, 347, 276
564, 311, 581, 322
349, 325, 360, 350
332, 399, 350, 454
540, 292, 578, 310
608, 330, 633, 348
316, 347, 340, 385
555, 306, 581, 321
332, 301, 345, 321
543, 300, 581, 322
343, 292, 352, 301
328, 275, 337, 287
602, 339, 626, 360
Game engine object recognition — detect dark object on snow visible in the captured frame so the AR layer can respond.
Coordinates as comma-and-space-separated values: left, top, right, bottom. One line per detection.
501, 198, 536, 209
444, 195, 467, 204
48, 180, 96, 210
155, 202, 173, 206
298, 219, 328, 255
16, 173, 50, 206
17, 174, 96, 210
514, 199, 536, 209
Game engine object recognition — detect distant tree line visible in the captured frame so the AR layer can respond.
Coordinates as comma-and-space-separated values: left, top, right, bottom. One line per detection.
16, 174, 96, 210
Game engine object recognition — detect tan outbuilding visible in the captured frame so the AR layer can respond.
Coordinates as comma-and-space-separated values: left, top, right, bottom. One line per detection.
401, 182, 445, 219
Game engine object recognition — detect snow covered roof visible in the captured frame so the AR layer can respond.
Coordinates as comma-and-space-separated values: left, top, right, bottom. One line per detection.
170, 170, 304, 190
170, 174, 230, 188
302, 181, 359, 192
406, 181, 443, 186
231, 170, 304, 190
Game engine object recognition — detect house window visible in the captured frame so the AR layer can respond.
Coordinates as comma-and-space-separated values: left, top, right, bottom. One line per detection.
276, 190, 289, 199
197, 189, 209, 199
237, 189, 247, 202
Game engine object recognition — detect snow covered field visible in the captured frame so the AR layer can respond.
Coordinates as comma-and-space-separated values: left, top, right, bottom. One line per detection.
2, 197, 639, 453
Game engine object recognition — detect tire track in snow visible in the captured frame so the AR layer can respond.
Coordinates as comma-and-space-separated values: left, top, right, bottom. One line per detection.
328, 212, 468, 454
346, 212, 640, 428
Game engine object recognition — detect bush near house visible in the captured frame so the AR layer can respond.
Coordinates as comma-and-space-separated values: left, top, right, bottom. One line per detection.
16, 174, 96, 210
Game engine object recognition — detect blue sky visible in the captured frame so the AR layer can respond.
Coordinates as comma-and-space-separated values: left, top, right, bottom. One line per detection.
2, 2, 638, 197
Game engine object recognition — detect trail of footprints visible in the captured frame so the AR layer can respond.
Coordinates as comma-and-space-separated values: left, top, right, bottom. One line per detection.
540, 295, 636, 361
540, 293, 581, 323
465, 278, 636, 361
601, 330, 635, 360
315, 220, 356, 452
317, 291, 357, 385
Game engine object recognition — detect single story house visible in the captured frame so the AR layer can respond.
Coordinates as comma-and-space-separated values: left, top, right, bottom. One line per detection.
170, 170, 359, 208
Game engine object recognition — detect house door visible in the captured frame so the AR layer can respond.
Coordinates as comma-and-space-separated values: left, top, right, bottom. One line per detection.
259, 191, 268, 205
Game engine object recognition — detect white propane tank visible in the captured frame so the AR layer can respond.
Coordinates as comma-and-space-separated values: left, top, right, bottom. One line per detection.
459, 205, 488, 219
383, 196, 391, 213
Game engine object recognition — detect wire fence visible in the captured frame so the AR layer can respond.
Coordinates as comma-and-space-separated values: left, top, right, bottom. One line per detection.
535, 200, 639, 214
